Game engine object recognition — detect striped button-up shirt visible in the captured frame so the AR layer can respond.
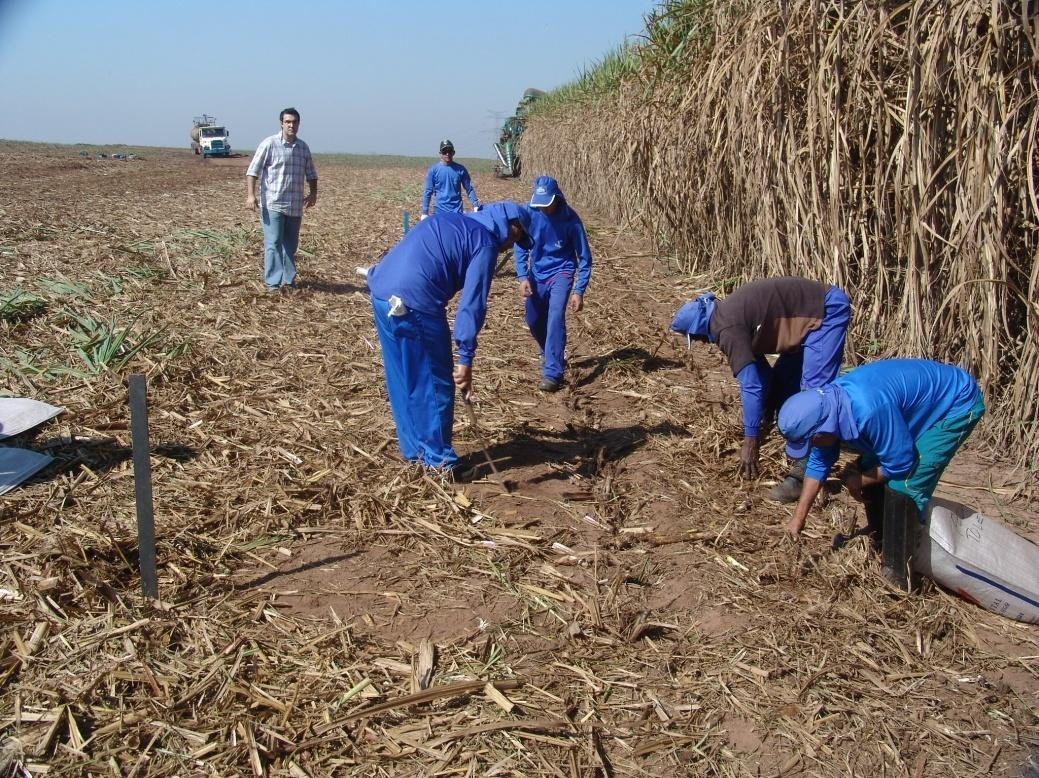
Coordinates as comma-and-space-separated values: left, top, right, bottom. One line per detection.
246, 133, 318, 217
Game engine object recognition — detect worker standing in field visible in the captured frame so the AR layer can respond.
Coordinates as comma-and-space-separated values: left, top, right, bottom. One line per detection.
777, 358, 985, 541
366, 202, 532, 476
670, 277, 851, 498
420, 140, 480, 218
245, 107, 318, 292
514, 176, 592, 393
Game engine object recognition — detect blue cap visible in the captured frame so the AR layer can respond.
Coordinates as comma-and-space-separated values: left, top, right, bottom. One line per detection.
777, 389, 827, 459
530, 176, 562, 208
670, 294, 716, 339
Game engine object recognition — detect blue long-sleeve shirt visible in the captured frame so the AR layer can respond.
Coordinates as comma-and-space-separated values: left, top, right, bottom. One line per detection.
513, 203, 592, 295
736, 360, 768, 437
421, 162, 479, 215
367, 213, 497, 366
805, 359, 981, 481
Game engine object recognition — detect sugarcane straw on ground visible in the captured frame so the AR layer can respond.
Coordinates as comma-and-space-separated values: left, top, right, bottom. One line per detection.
461, 394, 516, 492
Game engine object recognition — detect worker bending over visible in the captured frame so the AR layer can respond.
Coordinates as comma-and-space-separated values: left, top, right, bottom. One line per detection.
670, 277, 850, 499
420, 139, 480, 217
514, 176, 593, 393
366, 202, 532, 476
778, 358, 985, 541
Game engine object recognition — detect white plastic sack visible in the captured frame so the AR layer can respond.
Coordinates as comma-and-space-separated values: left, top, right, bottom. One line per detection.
0, 398, 63, 439
0, 447, 53, 496
915, 497, 1039, 624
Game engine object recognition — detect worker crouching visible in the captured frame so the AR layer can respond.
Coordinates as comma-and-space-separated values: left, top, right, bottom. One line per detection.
514, 176, 593, 393
366, 202, 533, 476
777, 358, 986, 545
670, 277, 851, 498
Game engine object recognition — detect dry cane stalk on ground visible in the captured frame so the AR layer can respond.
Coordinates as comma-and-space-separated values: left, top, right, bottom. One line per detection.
0, 143, 1035, 776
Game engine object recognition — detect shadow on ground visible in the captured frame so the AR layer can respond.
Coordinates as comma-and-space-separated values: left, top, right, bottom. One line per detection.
572, 346, 684, 387
11, 437, 199, 484
236, 551, 362, 590
471, 420, 689, 481
302, 278, 367, 296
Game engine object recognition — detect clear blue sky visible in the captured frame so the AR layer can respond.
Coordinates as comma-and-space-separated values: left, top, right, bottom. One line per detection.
0, 0, 658, 158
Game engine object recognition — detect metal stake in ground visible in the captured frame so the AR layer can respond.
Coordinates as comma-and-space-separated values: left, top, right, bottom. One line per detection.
128, 373, 159, 600
460, 395, 515, 492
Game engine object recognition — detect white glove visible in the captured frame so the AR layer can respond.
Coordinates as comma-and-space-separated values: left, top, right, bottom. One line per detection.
420, 214, 429, 221
472, 205, 481, 212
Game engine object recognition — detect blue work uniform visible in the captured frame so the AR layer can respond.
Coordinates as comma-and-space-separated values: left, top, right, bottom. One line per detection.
671, 277, 851, 455
799, 359, 985, 511
367, 203, 526, 471
513, 203, 592, 382
421, 162, 480, 215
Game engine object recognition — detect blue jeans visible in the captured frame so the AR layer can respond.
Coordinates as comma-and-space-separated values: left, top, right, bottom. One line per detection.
261, 207, 302, 288
764, 285, 851, 457
524, 271, 573, 381
800, 285, 851, 389
371, 295, 458, 470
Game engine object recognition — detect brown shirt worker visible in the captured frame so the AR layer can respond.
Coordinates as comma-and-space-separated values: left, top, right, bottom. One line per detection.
670, 277, 852, 500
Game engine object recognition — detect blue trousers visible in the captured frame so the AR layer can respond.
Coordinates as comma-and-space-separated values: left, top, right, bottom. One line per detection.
261, 207, 302, 288
371, 296, 458, 470
525, 271, 573, 381
763, 286, 851, 456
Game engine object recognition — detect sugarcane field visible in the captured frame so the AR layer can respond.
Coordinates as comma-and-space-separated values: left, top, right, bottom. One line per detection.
2, 2, 1039, 777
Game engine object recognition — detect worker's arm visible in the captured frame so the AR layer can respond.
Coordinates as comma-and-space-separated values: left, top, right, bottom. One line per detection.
787, 476, 824, 538
571, 218, 593, 296
244, 139, 269, 210
453, 364, 473, 396
245, 176, 259, 210
421, 166, 435, 215
734, 359, 770, 478
304, 149, 318, 208
840, 464, 886, 501
514, 242, 532, 297
569, 218, 592, 312
461, 169, 480, 210
787, 444, 839, 537
453, 243, 498, 367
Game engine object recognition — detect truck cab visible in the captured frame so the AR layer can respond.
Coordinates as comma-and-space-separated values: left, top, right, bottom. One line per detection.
196, 126, 231, 157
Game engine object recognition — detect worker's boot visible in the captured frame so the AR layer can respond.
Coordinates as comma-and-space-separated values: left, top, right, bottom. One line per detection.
538, 377, 561, 393
768, 456, 807, 503
861, 482, 885, 552
880, 488, 920, 591
835, 480, 886, 551
447, 457, 480, 484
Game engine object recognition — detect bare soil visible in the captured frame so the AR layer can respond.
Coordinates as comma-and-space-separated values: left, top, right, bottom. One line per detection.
0, 141, 1037, 777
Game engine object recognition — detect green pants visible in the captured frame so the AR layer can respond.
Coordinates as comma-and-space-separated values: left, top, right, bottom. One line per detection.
861, 394, 985, 513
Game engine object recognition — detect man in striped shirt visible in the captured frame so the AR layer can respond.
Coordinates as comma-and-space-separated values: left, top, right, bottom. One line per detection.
246, 107, 319, 292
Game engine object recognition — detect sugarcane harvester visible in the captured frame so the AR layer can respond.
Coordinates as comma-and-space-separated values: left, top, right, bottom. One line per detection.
494, 88, 544, 178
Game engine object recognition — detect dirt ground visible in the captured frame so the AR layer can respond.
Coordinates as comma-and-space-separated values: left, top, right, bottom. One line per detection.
0, 141, 1037, 776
